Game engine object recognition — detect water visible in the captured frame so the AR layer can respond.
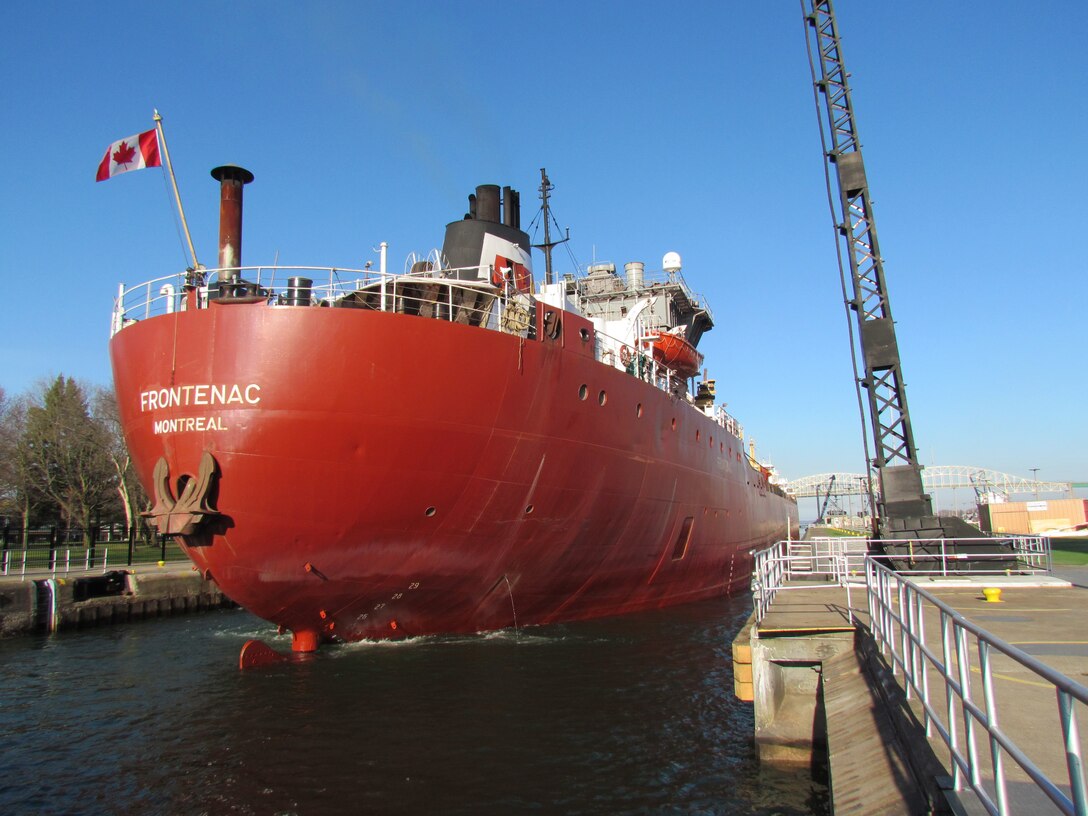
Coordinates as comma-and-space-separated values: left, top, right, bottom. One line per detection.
0, 597, 827, 815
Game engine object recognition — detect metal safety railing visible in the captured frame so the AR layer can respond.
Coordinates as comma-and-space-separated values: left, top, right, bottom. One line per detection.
751, 538, 859, 622
865, 558, 1088, 815
1, 546, 191, 580
752, 536, 1052, 624
111, 265, 520, 334
2, 547, 110, 579
750, 535, 1085, 813
1, 526, 190, 580
871, 536, 1051, 576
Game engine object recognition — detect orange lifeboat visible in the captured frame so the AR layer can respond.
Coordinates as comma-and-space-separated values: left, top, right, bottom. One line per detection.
650, 328, 703, 377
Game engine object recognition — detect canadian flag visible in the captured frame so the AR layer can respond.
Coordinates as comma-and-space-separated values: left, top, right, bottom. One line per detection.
96, 129, 161, 181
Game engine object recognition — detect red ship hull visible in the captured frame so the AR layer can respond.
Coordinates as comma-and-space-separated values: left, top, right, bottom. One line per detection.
110, 299, 796, 650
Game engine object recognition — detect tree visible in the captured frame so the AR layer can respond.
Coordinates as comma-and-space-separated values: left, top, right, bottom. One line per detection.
0, 387, 22, 522
0, 387, 38, 537
93, 387, 147, 535
16, 376, 117, 546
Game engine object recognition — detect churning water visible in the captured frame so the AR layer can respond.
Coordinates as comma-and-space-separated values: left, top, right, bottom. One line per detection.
0, 596, 827, 815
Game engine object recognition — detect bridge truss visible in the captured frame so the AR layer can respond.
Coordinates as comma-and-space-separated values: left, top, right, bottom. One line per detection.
787, 467, 1074, 500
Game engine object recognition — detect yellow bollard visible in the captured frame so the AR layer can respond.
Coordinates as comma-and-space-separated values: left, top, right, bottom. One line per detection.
157, 560, 165, 568
982, 587, 1002, 603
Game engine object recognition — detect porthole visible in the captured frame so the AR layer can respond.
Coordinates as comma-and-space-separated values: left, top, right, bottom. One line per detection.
425, 506, 437, 517
671, 418, 677, 431
598, 390, 607, 406
578, 384, 588, 400
696, 429, 701, 442
579, 328, 590, 341
636, 403, 643, 418
525, 505, 534, 514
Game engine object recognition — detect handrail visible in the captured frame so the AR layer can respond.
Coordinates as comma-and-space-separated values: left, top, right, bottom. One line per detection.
1, 542, 188, 580
0, 547, 121, 580
868, 536, 1050, 576
766, 536, 1050, 578
751, 539, 858, 622
865, 558, 1088, 815
751, 535, 1084, 812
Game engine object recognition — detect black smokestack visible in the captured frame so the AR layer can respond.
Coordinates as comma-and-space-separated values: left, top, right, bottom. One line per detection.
475, 184, 500, 223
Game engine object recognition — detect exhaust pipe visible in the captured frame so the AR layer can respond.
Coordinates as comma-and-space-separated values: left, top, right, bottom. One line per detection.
210, 165, 254, 281
475, 184, 500, 223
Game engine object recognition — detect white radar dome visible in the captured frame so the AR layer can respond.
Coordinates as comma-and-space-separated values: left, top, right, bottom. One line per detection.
662, 251, 682, 273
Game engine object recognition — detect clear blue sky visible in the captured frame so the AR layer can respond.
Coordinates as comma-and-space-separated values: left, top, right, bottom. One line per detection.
1, 1, 1085, 488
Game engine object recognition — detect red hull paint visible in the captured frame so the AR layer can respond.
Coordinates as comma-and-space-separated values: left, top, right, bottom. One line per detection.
110, 301, 795, 647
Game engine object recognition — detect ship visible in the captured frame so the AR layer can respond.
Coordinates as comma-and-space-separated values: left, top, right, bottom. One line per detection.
109, 166, 798, 664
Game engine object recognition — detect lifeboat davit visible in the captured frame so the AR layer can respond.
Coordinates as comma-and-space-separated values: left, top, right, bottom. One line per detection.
650, 328, 703, 377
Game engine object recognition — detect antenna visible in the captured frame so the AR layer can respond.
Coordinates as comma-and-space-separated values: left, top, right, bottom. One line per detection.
531, 168, 570, 286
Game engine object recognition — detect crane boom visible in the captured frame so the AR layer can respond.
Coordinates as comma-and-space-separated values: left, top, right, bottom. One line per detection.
802, 1, 997, 551
802, 0, 946, 540
817, 474, 837, 523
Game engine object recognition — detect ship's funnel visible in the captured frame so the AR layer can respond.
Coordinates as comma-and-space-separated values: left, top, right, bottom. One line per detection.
442, 182, 532, 285
475, 184, 501, 223
211, 165, 254, 279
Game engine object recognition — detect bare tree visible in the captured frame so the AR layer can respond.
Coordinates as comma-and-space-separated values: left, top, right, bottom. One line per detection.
93, 387, 147, 535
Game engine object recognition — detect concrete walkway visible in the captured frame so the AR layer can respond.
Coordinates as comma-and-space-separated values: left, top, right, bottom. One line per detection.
750, 572, 1088, 814
914, 580, 1088, 814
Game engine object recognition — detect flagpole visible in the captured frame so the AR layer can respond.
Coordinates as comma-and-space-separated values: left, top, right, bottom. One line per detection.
153, 109, 200, 270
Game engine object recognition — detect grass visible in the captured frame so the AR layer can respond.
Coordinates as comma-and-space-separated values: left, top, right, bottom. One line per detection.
804, 525, 866, 538
1048, 537, 1088, 566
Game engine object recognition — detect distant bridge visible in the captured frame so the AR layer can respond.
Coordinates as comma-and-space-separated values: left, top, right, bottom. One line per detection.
786, 466, 1075, 499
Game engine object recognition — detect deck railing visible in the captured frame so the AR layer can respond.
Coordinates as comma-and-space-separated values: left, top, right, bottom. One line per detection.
866, 558, 1088, 815
111, 265, 512, 333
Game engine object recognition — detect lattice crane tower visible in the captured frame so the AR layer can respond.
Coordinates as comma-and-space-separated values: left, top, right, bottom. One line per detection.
803, 1, 978, 543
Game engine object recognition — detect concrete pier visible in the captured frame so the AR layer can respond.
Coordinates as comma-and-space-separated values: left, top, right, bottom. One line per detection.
741, 582, 857, 766
0, 565, 233, 637
734, 571, 1087, 815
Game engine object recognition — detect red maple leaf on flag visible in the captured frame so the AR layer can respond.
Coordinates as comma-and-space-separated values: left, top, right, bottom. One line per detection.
112, 140, 137, 168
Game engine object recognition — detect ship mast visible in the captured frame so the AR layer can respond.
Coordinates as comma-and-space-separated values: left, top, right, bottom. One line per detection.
532, 168, 569, 286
